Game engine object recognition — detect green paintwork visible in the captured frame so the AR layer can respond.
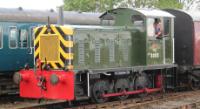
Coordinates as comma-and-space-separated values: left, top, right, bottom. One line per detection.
146, 38, 163, 65
165, 38, 173, 63
70, 8, 174, 71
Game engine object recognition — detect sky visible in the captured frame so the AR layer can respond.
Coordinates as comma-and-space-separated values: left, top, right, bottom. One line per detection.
0, 0, 64, 10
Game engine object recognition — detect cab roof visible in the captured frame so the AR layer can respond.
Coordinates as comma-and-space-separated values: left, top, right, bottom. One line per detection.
100, 8, 175, 20
135, 8, 175, 18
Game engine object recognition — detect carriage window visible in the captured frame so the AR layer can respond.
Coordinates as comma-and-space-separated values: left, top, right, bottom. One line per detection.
20, 29, 28, 48
164, 19, 170, 36
0, 27, 2, 49
9, 27, 17, 48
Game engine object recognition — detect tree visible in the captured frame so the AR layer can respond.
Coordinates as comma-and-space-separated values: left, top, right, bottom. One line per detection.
116, 0, 157, 8
155, 0, 183, 9
63, 0, 189, 12
179, 0, 200, 10
117, 0, 183, 9
63, 0, 120, 12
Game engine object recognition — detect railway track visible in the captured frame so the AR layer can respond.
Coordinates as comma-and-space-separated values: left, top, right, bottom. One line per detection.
0, 94, 66, 109
68, 90, 200, 109
1, 90, 200, 109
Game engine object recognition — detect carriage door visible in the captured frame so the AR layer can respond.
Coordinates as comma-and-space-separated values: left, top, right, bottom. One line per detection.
18, 25, 33, 68
26, 26, 35, 67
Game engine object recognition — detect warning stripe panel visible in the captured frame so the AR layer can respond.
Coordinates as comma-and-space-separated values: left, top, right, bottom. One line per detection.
60, 41, 73, 53
34, 25, 74, 69
60, 48, 73, 60
34, 27, 42, 39
60, 40, 73, 48
34, 48, 39, 58
58, 26, 73, 36
49, 62, 58, 69
58, 60, 64, 67
34, 27, 47, 46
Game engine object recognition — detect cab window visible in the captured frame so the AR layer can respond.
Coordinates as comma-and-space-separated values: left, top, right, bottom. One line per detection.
131, 15, 144, 26
163, 18, 170, 36
147, 18, 155, 37
147, 18, 163, 38
9, 27, 18, 48
0, 27, 3, 49
19, 29, 28, 48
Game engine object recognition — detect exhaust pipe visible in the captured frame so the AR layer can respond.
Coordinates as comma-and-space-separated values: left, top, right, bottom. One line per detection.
57, 6, 64, 25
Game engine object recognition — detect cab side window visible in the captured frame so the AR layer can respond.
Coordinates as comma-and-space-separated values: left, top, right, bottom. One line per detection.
131, 15, 144, 27
147, 18, 163, 38
147, 18, 155, 37
0, 27, 3, 49
9, 27, 18, 48
19, 29, 28, 48
163, 18, 170, 36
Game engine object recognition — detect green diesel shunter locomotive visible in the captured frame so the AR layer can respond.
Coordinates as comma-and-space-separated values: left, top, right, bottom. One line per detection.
19, 8, 176, 103
70, 8, 176, 102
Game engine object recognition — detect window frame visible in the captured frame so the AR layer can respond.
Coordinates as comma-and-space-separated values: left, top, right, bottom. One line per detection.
19, 29, 28, 48
0, 26, 3, 49
147, 17, 164, 38
163, 18, 171, 37
29, 26, 36, 48
147, 18, 156, 37
9, 26, 18, 49
131, 15, 144, 23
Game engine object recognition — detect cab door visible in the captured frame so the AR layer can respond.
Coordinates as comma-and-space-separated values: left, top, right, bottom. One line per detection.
146, 18, 163, 65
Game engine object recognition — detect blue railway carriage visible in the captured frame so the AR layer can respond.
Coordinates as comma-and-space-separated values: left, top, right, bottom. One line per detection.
0, 9, 52, 94
0, 8, 101, 95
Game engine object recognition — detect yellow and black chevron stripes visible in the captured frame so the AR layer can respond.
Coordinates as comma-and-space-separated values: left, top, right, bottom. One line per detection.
34, 25, 74, 70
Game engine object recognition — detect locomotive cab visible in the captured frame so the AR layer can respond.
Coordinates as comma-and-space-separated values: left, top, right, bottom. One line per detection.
101, 8, 175, 65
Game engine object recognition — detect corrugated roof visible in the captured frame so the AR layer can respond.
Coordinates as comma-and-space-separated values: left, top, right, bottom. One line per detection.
100, 8, 175, 19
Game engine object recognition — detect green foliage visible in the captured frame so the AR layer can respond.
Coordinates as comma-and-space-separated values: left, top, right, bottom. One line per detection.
155, 0, 183, 9
63, 0, 184, 12
134, 0, 157, 8
119, 0, 183, 9
63, 0, 120, 12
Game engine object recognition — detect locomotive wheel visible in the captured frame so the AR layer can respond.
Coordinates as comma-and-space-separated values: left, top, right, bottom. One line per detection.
134, 72, 151, 97
91, 80, 110, 103
114, 78, 130, 100
189, 79, 199, 91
